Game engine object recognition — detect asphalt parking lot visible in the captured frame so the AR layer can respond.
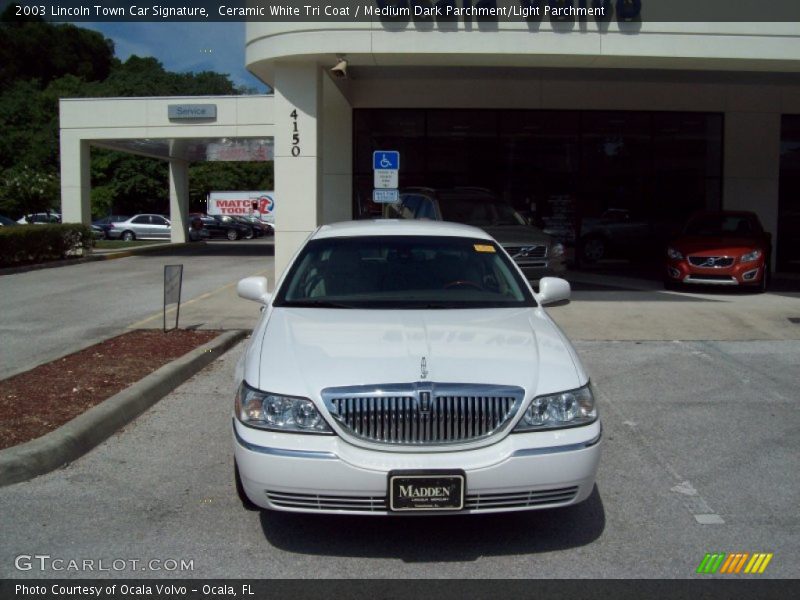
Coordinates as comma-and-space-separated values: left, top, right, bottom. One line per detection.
1, 339, 798, 578
1, 248, 799, 578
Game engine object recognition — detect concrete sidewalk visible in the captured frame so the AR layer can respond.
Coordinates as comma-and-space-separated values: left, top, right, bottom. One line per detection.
137, 267, 800, 341
553, 271, 800, 341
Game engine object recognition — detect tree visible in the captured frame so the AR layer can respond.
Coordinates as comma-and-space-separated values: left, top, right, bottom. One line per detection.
0, 165, 59, 217
188, 162, 274, 210
0, 14, 253, 219
0, 7, 114, 88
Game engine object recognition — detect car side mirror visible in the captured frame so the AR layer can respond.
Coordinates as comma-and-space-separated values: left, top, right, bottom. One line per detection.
537, 277, 571, 306
237, 276, 271, 305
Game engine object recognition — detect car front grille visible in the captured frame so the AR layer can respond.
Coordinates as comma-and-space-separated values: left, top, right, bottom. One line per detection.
264, 486, 579, 512
505, 245, 548, 259
464, 486, 579, 509
688, 256, 734, 268
322, 383, 524, 446
265, 491, 388, 511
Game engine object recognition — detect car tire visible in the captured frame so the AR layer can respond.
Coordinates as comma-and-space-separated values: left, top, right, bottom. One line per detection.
581, 236, 606, 263
234, 461, 259, 511
243, 228, 254, 240
121, 231, 135, 242
226, 229, 239, 241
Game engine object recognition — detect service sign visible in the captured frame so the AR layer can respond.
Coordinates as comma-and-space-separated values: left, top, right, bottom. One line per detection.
168, 104, 217, 120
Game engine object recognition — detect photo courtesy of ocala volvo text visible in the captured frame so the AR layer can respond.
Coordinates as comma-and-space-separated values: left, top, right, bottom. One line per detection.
233, 220, 601, 515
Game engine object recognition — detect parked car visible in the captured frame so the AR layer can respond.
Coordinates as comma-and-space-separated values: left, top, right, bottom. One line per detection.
188, 216, 210, 242
232, 215, 271, 237
196, 215, 252, 241
665, 211, 772, 291
233, 219, 601, 515
240, 215, 275, 236
386, 188, 565, 279
91, 215, 130, 239
106, 214, 171, 241
577, 208, 653, 263
17, 212, 61, 224
0, 215, 18, 226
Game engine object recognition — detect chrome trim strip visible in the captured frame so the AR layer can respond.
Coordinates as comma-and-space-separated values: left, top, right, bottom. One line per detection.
510, 427, 602, 458
684, 276, 738, 285
233, 424, 337, 460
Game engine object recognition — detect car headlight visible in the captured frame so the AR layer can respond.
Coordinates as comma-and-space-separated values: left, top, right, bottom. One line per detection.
550, 242, 565, 258
513, 383, 597, 432
235, 381, 333, 434
740, 249, 761, 263
667, 247, 683, 260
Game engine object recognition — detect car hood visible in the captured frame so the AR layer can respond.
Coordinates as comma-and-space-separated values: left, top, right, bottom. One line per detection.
671, 236, 763, 255
481, 225, 551, 246
248, 307, 580, 400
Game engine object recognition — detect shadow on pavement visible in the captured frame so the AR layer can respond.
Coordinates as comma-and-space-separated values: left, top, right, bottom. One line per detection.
134, 241, 275, 258
259, 486, 605, 561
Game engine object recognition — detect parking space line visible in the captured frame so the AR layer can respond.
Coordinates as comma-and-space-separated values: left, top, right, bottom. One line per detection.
596, 383, 725, 525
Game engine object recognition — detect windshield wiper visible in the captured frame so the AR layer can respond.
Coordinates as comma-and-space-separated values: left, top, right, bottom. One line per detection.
281, 300, 354, 309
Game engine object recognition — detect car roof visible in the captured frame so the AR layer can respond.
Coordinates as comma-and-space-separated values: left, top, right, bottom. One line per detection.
313, 219, 492, 240
689, 210, 758, 219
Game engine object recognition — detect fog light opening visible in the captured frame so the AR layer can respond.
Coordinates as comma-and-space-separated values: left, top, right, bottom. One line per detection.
743, 268, 759, 281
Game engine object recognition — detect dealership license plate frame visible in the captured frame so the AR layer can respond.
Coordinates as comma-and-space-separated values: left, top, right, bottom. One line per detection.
388, 470, 466, 512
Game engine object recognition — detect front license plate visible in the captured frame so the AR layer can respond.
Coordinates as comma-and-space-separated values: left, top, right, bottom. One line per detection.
389, 471, 465, 512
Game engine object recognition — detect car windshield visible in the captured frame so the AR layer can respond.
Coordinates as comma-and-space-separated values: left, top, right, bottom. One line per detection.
274, 235, 536, 309
684, 215, 756, 236
438, 196, 527, 227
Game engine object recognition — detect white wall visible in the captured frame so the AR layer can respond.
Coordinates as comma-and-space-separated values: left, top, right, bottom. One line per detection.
59, 95, 274, 243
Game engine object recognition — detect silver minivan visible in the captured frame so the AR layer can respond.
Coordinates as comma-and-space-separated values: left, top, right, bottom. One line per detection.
385, 188, 566, 279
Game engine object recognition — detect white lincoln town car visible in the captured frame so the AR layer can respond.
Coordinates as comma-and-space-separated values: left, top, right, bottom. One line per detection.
233, 220, 601, 514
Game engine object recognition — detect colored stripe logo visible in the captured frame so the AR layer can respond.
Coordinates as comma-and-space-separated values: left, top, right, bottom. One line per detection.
696, 553, 773, 574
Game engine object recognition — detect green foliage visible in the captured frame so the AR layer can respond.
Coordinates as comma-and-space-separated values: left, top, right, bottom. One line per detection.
0, 9, 114, 88
89, 148, 169, 216
0, 223, 93, 267
188, 162, 274, 209
0, 15, 253, 219
103, 56, 239, 97
0, 166, 59, 217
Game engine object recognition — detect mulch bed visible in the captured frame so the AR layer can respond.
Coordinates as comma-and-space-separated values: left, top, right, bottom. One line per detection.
0, 329, 220, 451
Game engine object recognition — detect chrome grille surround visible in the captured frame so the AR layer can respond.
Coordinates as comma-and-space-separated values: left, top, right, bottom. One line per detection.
263, 486, 579, 512
505, 244, 548, 259
321, 383, 525, 447
688, 255, 734, 268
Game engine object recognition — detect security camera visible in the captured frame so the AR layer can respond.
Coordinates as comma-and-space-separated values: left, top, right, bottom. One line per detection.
330, 58, 348, 79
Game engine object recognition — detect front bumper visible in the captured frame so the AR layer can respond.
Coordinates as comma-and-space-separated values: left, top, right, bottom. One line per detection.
233, 419, 602, 515
516, 257, 568, 280
665, 259, 764, 285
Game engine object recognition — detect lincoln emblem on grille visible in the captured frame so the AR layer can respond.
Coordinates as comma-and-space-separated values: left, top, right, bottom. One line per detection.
418, 391, 431, 414
420, 357, 428, 380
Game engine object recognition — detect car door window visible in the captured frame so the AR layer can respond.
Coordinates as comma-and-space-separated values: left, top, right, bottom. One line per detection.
398, 194, 422, 219
416, 198, 438, 220
132, 216, 150, 224
152, 216, 169, 226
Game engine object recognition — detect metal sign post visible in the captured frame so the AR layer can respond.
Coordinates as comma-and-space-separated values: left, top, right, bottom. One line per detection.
163, 264, 184, 332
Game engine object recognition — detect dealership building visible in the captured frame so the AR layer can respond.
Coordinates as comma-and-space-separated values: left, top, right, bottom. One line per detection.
60, 2, 800, 275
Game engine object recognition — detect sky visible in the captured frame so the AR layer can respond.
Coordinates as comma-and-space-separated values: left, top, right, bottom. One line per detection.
79, 21, 270, 93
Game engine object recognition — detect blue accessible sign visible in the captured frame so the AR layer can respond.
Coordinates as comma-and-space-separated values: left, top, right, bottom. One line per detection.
373, 151, 400, 171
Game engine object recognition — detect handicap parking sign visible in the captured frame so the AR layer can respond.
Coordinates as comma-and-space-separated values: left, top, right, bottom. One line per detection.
373, 151, 399, 171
